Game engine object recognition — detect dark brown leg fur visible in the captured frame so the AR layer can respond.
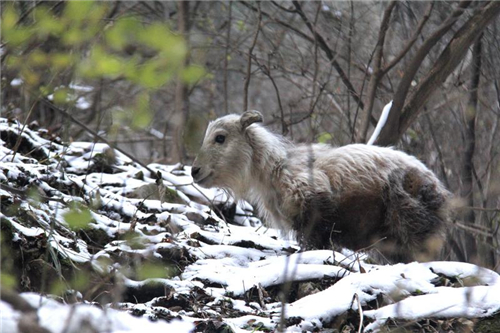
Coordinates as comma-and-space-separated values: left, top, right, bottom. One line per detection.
294, 168, 448, 263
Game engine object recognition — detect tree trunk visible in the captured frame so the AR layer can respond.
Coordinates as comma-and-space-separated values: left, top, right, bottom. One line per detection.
374, 1, 500, 146
171, 1, 190, 164
460, 35, 481, 263
356, 1, 396, 143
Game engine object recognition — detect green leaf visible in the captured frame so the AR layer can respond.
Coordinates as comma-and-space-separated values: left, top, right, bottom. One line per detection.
158, 34, 187, 66
70, 271, 90, 290
131, 92, 152, 129
105, 16, 142, 50
237, 20, 246, 31
137, 263, 166, 279
49, 280, 66, 295
81, 46, 123, 78
137, 262, 178, 280
86, 3, 108, 24
62, 27, 85, 46
28, 50, 48, 67
1, 5, 18, 31
1, 273, 17, 289
5, 55, 23, 69
53, 88, 69, 105
63, 204, 92, 230
1, 6, 33, 47
39, 85, 53, 97
135, 60, 172, 89
407, 129, 418, 141
2, 26, 32, 48
34, 7, 64, 37
27, 187, 42, 207
317, 132, 333, 144
51, 53, 76, 70
63, 1, 95, 24
20, 68, 40, 86
181, 65, 205, 85
131, 111, 152, 129
138, 22, 174, 51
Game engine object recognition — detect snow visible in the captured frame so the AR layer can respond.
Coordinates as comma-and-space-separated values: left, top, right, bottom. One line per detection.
69, 83, 94, 92
274, 261, 500, 331
367, 100, 392, 145
0, 293, 194, 333
2, 117, 500, 332
75, 96, 91, 109
365, 284, 500, 331
0, 301, 21, 333
2, 215, 45, 237
10, 78, 23, 87
149, 128, 165, 139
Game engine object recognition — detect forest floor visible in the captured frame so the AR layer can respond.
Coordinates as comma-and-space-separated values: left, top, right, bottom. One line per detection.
1, 117, 500, 333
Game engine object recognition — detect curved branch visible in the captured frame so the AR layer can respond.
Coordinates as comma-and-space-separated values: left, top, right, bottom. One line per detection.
357, 1, 397, 143
37, 97, 158, 176
375, 0, 474, 146
243, 2, 262, 111
239, 1, 314, 44
381, 1, 434, 76
376, 1, 500, 146
291, 0, 365, 111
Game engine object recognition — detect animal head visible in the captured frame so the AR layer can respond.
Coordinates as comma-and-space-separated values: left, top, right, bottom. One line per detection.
191, 110, 263, 192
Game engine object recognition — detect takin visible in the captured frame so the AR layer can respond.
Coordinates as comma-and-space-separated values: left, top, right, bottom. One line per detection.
191, 110, 450, 263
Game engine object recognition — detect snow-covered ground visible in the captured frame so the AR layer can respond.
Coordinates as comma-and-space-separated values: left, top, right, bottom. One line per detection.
1, 118, 499, 332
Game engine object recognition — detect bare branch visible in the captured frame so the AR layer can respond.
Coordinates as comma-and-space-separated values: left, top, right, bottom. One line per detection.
375, 0, 477, 146
270, 1, 297, 14
424, 111, 450, 188
381, 1, 435, 76
37, 97, 158, 176
243, 2, 262, 111
239, 1, 314, 44
291, 1, 365, 111
357, 0, 397, 143
393, 1, 500, 144
251, 54, 287, 134
224, 2, 233, 114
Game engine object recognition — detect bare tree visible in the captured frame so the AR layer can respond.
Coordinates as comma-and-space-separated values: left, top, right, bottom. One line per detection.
170, 1, 190, 164
374, 1, 500, 146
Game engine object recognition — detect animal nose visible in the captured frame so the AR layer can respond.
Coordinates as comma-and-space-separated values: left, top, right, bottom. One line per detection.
191, 166, 201, 178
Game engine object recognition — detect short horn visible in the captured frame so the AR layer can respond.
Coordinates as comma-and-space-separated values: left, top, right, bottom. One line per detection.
240, 110, 263, 129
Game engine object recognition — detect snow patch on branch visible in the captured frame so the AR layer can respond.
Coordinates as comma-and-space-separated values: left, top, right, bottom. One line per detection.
367, 100, 392, 145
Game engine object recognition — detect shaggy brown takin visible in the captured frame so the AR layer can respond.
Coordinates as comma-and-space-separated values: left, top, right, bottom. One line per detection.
191, 110, 450, 263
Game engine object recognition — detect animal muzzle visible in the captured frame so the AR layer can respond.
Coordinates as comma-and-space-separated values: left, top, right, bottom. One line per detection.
191, 166, 201, 179
191, 165, 213, 186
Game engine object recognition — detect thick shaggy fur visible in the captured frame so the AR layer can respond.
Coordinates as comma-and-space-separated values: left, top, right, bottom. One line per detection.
192, 111, 450, 263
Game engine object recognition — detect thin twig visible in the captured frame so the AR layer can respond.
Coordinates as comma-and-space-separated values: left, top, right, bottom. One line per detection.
454, 221, 494, 238
257, 283, 267, 310
243, 2, 262, 111
291, 0, 365, 111
357, 0, 397, 143
251, 54, 287, 134
10, 94, 42, 162
462, 206, 500, 213
36, 97, 158, 177
381, 1, 434, 76
355, 293, 364, 333
0, 183, 66, 204
424, 111, 450, 188
224, 1, 232, 114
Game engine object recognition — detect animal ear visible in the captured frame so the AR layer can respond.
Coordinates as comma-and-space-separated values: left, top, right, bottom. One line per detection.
240, 110, 263, 130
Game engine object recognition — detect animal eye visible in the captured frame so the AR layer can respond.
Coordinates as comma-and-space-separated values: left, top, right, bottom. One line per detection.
215, 134, 225, 144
